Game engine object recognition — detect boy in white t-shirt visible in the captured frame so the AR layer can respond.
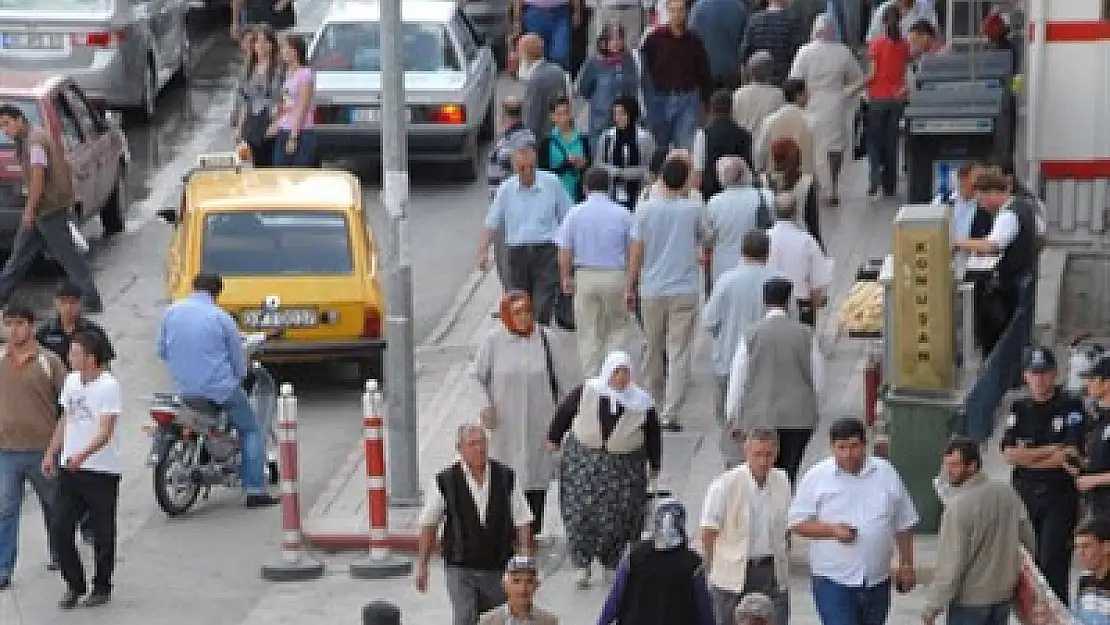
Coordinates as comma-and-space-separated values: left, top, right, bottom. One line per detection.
43, 331, 122, 610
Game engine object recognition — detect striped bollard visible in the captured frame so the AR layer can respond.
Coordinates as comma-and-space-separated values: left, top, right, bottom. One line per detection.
350, 379, 413, 579
261, 383, 325, 582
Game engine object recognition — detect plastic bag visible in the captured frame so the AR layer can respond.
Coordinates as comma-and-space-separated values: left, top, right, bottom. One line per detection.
69, 221, 89, 254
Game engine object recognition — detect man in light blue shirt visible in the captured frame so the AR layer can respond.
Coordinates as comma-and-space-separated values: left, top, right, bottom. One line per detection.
478, 136, 572, 326
628, 157, 706, 431
557, 168, 635, 376
932, 162, 979, 241
703, 230, 779, 435
157, 273, 278, 508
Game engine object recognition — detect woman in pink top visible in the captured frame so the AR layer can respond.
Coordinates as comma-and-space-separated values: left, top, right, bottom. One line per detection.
864, 4, 911, 199
271, 33, 317, 166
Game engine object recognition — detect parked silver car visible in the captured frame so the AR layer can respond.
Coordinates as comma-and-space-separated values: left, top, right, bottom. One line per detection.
309, 0, 497, 180
0, 0, 190, 121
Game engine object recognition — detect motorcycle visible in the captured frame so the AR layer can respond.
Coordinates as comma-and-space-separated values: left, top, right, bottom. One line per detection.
146, 332, 281, 516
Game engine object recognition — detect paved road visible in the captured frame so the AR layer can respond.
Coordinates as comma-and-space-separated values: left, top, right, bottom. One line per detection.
1, 5, 496, 623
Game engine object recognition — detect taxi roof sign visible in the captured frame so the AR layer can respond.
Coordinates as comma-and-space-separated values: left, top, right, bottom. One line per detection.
195, 153, 241, 169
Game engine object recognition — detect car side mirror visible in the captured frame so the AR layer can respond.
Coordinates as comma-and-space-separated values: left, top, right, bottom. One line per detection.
103, 109, 123, 126
156, 208, 178, 225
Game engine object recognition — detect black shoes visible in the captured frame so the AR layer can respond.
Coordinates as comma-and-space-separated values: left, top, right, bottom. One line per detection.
59, 589, 83, 609
84, 590, 112, 607
245, 493, 281, 508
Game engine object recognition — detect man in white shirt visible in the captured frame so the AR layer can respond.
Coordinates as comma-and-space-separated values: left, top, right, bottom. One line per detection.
866, 0, 937, 42
43, 331, 122, 609
789, 417, 919, 625
414, 425, 534, 625
766, 192, 831, 327
700, 428, 791, 625
725, 278, 823, 483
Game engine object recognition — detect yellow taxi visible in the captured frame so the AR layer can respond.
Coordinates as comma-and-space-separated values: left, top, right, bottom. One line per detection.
157, 154, 385, 380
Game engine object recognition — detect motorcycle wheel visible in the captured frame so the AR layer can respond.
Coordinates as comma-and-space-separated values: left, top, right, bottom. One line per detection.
153, 438, 201, 516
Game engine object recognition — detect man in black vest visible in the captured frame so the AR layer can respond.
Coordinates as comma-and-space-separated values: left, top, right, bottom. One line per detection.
699, 89, 754, 201
415, 425, 534, 625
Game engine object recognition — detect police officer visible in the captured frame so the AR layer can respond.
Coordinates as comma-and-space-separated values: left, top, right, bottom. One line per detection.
1000, 346, 1084, 604
1078, 357, 1110, 519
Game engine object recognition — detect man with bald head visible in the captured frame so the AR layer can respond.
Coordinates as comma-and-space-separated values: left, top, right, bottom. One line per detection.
517, 34, 572, 142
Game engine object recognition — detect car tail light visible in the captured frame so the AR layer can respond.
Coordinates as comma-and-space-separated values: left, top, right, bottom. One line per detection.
362, 309, 382, 339
149, 407, 177, 428
73, 30, 126, 48
429, 104, 466, 125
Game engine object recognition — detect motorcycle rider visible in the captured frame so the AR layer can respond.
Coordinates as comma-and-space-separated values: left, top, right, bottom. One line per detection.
157, 273, 279, 508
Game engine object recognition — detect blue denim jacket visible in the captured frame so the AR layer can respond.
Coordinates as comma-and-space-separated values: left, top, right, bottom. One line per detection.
576, 53, 640, 142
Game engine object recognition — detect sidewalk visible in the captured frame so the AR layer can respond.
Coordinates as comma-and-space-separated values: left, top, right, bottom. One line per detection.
233, 160, 979, 625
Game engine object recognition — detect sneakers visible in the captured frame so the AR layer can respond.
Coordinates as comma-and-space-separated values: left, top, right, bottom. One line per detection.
574, 567, 591, 589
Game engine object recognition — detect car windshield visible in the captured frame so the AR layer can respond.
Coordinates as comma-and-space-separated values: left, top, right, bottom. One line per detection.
0, 99, 40, 149
201, 211, 354, 276
311, 21, 460, 72
0, 0, 112, 11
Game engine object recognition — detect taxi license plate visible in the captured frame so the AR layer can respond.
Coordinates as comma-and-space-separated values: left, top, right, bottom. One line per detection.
0, 32, 68, 50
350, 107, 411, 123
242, 309, 318, 328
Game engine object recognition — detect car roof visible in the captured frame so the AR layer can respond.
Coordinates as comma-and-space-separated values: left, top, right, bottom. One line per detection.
323, 0, 457, 24
186, 168, 362, 212
0, 73, 67, 98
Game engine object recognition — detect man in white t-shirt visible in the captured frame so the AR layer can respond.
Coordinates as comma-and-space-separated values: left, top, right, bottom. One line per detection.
43, 331, 122, 609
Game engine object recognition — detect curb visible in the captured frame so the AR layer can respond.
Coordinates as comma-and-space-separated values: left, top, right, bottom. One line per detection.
424, 268, 489, 347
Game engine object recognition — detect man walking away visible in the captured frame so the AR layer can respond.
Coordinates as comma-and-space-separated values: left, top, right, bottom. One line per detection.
766, 192, 830, 328
696, 91, 754, 201
740, 0, 806, 88
789, 417, 919, 625
0, 105, 103, 313
725, 277, 822, 483
640, 0, 713, 150
0, 303, 66, 589
688, 0, 749, 91
414, 425, 534, 625
1000, 346, 1084, 604
479, 137, 572, 326
703, 230, 777, 432
558, 168, 635, 376
700, 428, 791, 625
753, 79, 816, 178
511, 0, 581, 72
517, 34, 573, 142
922, 436, 1033, 625
43, 332, 122, 609
732, 52, 785, 137
158, 273, 279, 508
628, 156, 706, 431
1073, 517, 1110, 625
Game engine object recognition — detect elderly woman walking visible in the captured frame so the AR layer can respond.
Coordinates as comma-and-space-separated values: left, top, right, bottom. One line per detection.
475, 290, 579, 538
789, 14, 864, 206
547, 350, 661, 588
705, 156, 773, 282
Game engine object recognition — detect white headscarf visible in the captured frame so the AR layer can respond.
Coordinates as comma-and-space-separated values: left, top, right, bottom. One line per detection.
812, 13, 835, 42
585, 350, 654, 414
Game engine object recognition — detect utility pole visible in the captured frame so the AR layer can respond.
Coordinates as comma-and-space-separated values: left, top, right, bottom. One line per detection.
380, 0, 420, 505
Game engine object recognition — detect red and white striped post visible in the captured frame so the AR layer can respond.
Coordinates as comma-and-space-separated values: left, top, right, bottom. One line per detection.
261, 383, 325, 582
350, 379, 412, 579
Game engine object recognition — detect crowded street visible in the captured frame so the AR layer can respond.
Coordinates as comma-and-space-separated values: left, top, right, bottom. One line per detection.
1, 0, 1108, 624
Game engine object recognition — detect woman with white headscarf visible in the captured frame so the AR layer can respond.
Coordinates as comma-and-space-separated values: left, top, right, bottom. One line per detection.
788, 13, 865, 206
546, 350, 662, 589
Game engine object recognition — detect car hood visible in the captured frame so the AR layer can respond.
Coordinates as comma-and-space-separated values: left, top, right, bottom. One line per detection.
315, 71, 467, 97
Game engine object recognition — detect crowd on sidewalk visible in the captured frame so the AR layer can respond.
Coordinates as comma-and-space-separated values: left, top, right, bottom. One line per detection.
412, 1, 1110, 625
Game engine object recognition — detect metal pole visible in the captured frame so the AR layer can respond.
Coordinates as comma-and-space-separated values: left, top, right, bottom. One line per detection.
380, 0, 421, 505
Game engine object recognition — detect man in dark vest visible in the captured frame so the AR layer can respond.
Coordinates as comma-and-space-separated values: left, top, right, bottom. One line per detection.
699, 89, 754, 200
597, 497, 715, 624
725, 277, 823, 484
415, 424, 534, 625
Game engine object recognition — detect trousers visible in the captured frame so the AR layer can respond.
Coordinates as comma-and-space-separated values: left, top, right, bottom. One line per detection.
573, 268, 633, 377
444, 565, 507, 625
51, 469, 120, 594
506, 243, 560, 327
0, 209, 99, 305
640, 294, 699, 424
776, 428, 813, 485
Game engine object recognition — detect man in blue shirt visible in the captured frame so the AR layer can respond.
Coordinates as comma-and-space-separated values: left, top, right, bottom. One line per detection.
157, 273, 278, 508
478, 135, 573, 327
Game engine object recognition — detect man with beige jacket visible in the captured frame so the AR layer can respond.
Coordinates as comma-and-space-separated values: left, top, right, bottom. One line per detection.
700, 428, 791, 625
922, 436, 1034, 625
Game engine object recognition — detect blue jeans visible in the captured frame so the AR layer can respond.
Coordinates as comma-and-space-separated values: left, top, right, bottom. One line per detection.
223, 388, 267, 495
522, 4, 572, 71
272, 128, 317, 167
645, 90, 701, 152
947, 602, 1011, 625
811, 576, 891, 625
0, 450, 55, 580
866, 100, 903, 195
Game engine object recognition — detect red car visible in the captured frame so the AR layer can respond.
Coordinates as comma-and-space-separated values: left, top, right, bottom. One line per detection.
0, 74, 130, 252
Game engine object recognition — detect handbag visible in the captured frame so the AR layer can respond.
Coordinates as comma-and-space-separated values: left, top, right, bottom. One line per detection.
240, 110, 270, 146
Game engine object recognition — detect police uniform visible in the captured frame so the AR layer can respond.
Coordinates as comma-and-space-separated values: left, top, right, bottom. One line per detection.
1082, 357, 1110, 519
1000, 347, 1084, 604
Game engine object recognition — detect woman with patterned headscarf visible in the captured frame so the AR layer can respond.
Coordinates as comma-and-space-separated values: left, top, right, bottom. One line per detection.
576, 22, 642, 146
788, 13, 865, 206
473, 291, 579, 539
598, 497, 715, 625
546, 350, 661, 589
